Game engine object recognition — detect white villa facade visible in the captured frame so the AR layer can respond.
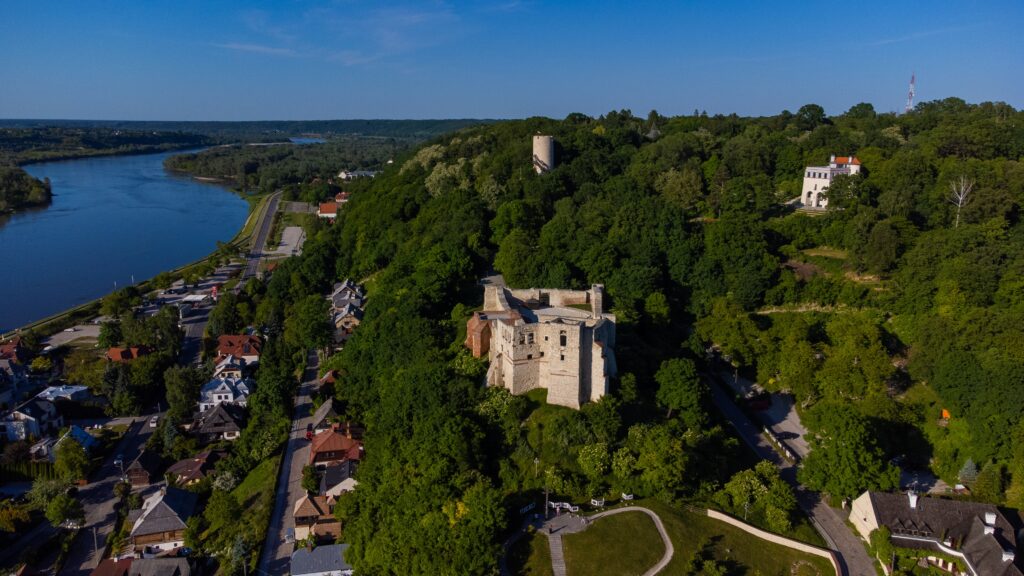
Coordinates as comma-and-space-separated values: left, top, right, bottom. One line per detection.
801, 155, 862, 209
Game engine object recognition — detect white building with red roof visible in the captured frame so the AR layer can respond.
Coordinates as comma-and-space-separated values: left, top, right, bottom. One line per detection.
801, 154, 862, 209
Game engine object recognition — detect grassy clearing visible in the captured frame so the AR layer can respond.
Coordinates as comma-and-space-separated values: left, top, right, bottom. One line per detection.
802, 247, 848, 260
639, 500, 835, 576
232, 455, 280, 509
563, 511, 665, 576
506, 530, 554, 576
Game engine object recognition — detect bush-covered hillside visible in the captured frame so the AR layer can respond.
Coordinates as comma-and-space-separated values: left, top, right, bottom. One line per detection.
226, 99, 1024, 573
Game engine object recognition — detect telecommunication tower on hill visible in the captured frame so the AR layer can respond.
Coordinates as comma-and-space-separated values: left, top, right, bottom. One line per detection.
904, 73, 916, 114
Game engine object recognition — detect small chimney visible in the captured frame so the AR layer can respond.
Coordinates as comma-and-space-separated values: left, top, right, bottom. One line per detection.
1003, 549, 1015, 563
985, 525, 995, 535
985, 512, 997, 526
830, 154, 836, 163
908, 491, 919, 509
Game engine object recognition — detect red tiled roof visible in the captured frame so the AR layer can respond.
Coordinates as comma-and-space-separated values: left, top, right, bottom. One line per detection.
834, 156, 860, 165
90, 558, 132, 576
310, 429, 363, 461
335, 192, 350, 203
318, 202, 339, 215
217, 335, 261, 358
105, 347, 148, 363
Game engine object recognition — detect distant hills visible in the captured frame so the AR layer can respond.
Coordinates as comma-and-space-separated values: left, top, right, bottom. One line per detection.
0, 119, 494, 140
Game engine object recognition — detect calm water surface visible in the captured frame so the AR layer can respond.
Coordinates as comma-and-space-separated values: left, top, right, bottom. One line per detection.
0, 150, 249, 331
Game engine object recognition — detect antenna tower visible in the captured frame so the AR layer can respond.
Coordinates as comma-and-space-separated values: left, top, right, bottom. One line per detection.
904, 73, 916, 114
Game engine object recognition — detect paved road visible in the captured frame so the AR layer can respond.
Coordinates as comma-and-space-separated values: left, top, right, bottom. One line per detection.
243, 192, 281, 281
59, 418, 155, 576
258, 349, 319, 576
707, 373, 875, 576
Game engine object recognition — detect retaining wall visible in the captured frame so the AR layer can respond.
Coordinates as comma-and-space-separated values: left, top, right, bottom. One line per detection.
706, 509, 840, 576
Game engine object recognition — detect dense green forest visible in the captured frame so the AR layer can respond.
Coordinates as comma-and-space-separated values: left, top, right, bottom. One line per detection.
0, 166, 50, 213
172, 99, 1024, 574
164, 137, 411, 197
0, 119, 490, 141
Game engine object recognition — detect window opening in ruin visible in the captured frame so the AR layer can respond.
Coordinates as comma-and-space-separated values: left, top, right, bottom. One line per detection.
560, 331, 567, 347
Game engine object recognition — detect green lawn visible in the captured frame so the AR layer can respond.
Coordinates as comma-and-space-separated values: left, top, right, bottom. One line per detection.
641, 500, 835, 576
232, 455, 280, 509
506, 530, 554, 576
563, 511, 665, 576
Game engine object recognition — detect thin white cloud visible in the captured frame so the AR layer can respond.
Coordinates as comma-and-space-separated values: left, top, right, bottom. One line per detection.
864, 24, 984, 47
214, 43, 298, 57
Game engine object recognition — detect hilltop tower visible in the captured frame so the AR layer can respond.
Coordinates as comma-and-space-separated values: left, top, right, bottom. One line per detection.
532, 135, 555, 174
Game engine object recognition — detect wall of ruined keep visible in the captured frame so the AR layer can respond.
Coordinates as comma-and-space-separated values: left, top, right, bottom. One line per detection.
476, 284, 615, 409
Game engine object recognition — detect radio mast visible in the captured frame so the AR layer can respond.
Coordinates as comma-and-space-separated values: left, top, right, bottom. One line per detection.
904, 73, 916, 114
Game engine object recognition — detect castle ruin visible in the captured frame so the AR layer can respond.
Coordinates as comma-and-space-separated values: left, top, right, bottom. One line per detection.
465, 284, 616, 409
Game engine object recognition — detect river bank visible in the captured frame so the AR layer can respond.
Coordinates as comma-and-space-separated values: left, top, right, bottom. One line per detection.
0, 192, 271, 340
0, 150, 250, 332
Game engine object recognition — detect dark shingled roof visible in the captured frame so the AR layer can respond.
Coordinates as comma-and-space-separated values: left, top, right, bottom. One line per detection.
319, 460, 358, 494
868, 492, 1023, 576
290, 543, 352, 575
128, 558, 191, 576
130, 487, 198, 538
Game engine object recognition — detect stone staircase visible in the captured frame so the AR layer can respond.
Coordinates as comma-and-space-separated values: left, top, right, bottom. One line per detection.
548, 533, 567, 576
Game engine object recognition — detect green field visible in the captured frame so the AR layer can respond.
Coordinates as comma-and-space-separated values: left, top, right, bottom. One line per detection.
563, 511, 665, 576
507, 530, 554, 576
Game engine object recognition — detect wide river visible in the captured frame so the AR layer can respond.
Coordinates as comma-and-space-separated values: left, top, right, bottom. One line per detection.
0, 150, 249, 332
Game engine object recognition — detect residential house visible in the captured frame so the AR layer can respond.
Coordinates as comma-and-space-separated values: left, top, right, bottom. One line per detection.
91, 558, 133, 576
91, 558, 193, 576
293, 494, 341, 541
192, 403, 245, 442
165, 451, 221, 486
1, 397, 64, 441
36, 384, 91, 403
106, 346, 149, 363
127, 487, 198, 557
0, 359, 29, 409
801, 155, 862, 209
0, 336, 29, 364
309, 428, 363, 468
291, 543, 353, 576
32, 425, 100, 462
331, 304, 363, 345
310, 398, 337, 434
317, 202, 338, 220
198, 376, 251, 412
850, 491, 1023, 576
212, 354, 245, 379
216, 335, 261, 366
128, 558, 192, 576
126, 450, 164, 487
319, 460, 359, 498
337, 170, 376, 181
328, 280, 364, 311
335, 191, 350, 204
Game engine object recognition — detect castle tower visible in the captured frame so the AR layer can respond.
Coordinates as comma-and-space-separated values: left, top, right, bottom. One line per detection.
532, 135, 554, 174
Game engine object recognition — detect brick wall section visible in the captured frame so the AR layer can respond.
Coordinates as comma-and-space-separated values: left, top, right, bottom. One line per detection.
705, 509, 841, 576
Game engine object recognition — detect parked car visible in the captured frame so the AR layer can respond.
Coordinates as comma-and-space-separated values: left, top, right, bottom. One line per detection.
305, 423, 314, 440
113, 454, 124, 468
149, 415, 159, 428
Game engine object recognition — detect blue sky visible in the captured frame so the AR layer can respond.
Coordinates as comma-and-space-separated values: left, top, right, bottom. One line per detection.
1, 1, 1020, 120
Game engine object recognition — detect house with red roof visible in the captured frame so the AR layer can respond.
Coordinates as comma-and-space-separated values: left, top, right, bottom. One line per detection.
801, 154, 862, 209
309, 427, 363, 467
317, 201, 338, 220
216, 334, 261, 365
105, 346, 149, 363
